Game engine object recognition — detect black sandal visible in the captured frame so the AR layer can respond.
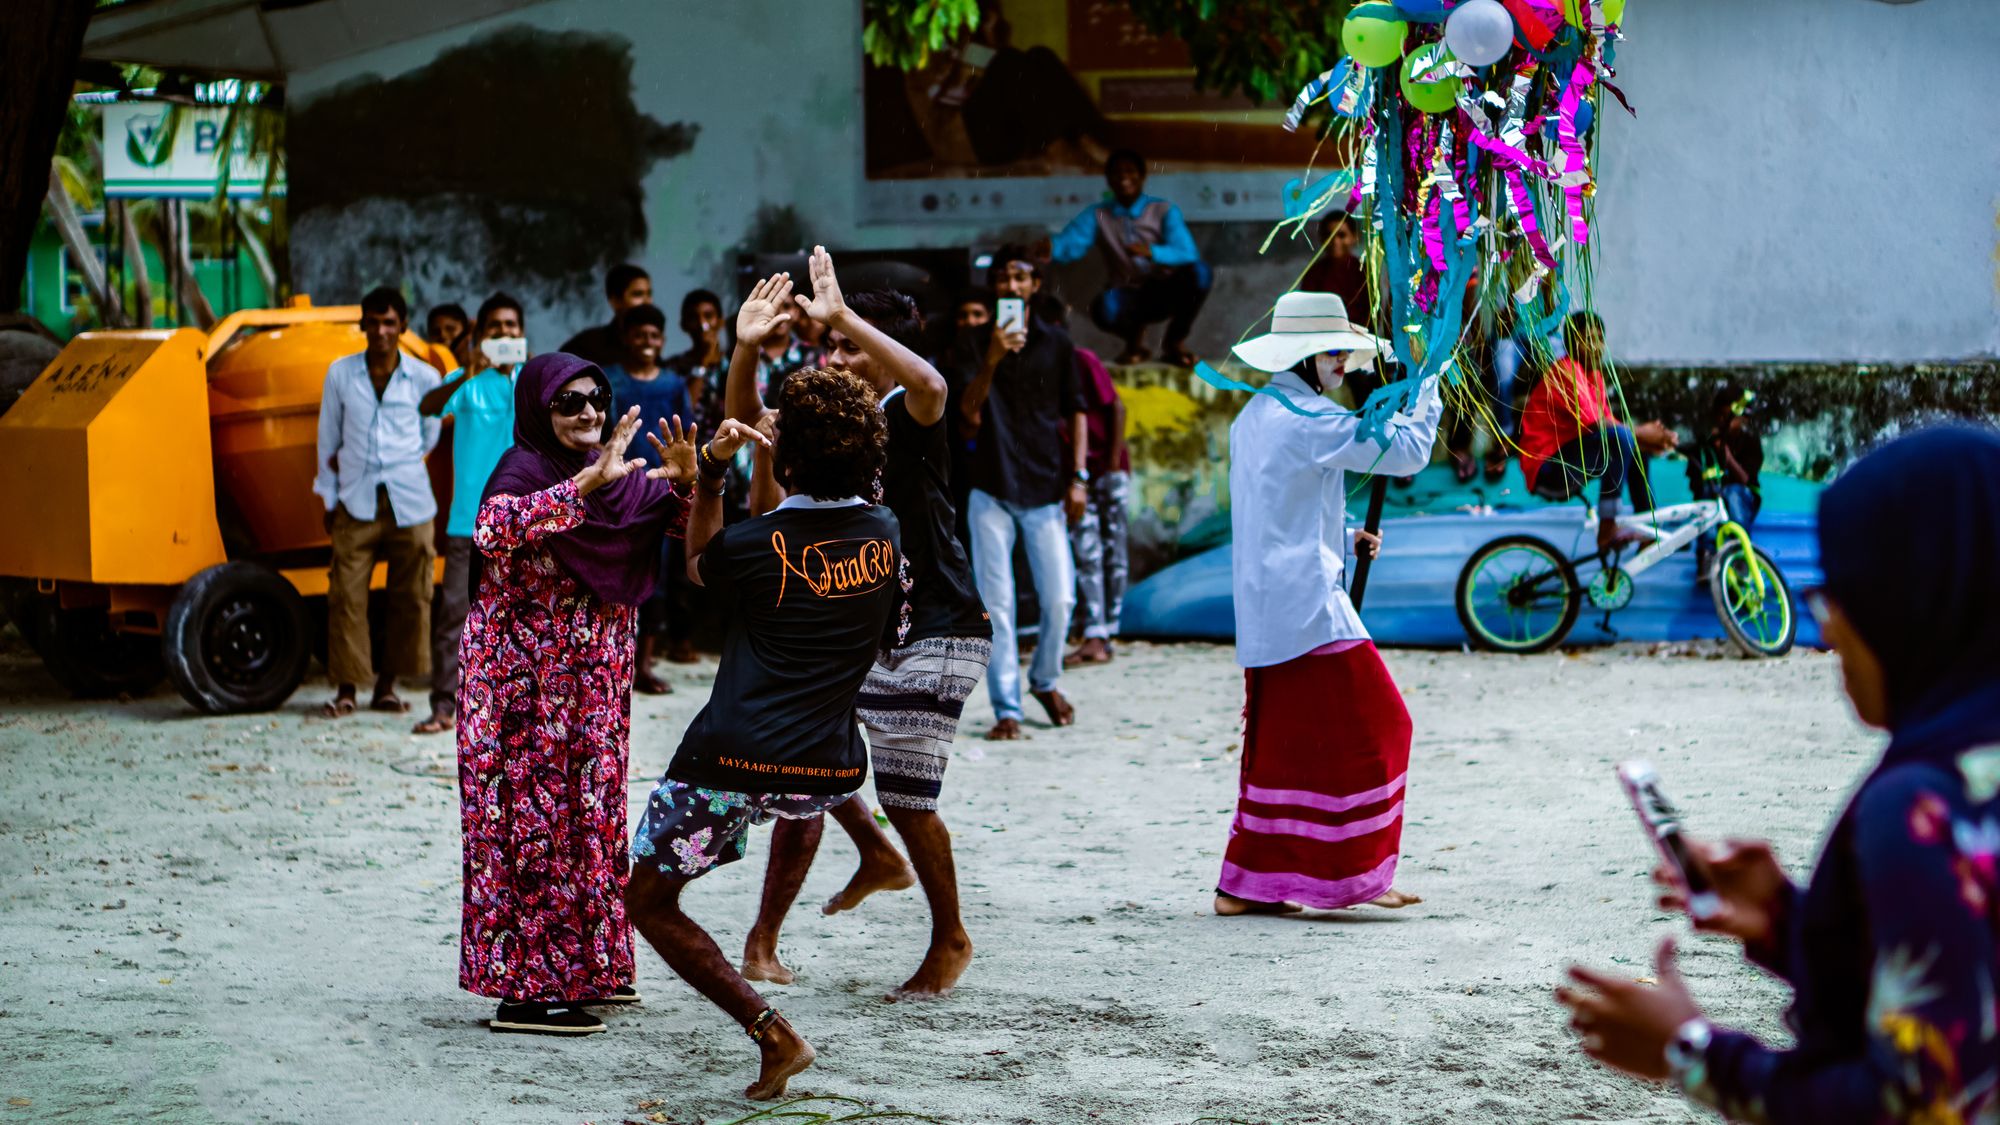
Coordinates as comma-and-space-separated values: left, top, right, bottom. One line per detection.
491, 1002, 606, 1035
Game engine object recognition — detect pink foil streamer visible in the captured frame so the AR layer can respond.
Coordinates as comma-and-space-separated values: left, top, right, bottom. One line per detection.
1556, 57, 1597, 246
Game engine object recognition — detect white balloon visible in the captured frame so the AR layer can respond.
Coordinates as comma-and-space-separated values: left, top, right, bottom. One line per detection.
1444, 0, 1515, 66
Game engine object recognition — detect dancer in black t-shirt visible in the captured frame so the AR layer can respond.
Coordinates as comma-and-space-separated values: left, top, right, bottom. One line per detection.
626, 369, 899, 1101
724, 248, 995, 1002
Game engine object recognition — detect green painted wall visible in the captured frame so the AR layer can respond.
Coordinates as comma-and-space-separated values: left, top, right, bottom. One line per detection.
22, 218, 271, 335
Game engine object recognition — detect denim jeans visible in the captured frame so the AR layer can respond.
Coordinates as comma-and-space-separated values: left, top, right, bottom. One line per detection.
967, 487, 1075, 721
1535, 424, 1656, 518
1089, 263, 1214, 349
1068, 471, 1130, 640
1697, 483, 1762, 572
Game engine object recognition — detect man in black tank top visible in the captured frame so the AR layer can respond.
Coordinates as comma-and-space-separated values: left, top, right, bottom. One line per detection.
722, 248, 994, 1002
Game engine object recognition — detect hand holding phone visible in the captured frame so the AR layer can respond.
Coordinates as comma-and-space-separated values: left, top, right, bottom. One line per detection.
996, 297, 1026, 334
1617, 762, 1721, 923
481, 336, 527, 367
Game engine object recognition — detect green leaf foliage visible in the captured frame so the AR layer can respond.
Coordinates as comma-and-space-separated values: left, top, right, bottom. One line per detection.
862, 0, 983, 71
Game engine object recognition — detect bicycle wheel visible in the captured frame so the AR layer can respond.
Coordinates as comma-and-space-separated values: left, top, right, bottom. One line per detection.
1455, 535, 1582, 654
1711, 540, 1796, 658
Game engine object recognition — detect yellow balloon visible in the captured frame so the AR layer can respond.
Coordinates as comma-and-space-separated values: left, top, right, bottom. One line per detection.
1605, 0, 1628, 23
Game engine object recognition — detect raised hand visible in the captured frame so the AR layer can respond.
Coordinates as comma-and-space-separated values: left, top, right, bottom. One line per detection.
793, 244, 847, 325
647, 414, 699, 489
576, 406, 647, 496
706, 417, 772, 462
737, 273, 796, 347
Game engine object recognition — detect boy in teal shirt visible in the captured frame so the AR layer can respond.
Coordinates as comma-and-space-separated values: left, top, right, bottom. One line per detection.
415, 293, 525, 734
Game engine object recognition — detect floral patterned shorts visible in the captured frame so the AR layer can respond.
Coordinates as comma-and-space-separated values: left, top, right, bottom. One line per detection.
630, 780, 852, 878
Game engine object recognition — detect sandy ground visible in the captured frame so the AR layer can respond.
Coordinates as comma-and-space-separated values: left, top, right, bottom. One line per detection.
0, 639, 1877, 1124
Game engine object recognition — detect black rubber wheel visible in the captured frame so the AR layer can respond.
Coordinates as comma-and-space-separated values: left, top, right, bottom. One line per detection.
163, 562, 312, 713
35, 600, 166, 698
1454, 534, 1582, 654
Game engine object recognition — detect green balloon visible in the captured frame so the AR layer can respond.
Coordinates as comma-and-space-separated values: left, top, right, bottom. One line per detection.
1400, 45, 1461, 114
1604, 0, 1627, 23
1342, 14, 1409, 69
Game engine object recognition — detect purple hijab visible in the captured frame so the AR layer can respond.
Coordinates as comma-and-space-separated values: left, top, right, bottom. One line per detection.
480, 352, 683, 606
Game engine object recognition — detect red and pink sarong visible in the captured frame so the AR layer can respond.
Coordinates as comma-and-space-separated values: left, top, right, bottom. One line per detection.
1217, 641, 1412, 908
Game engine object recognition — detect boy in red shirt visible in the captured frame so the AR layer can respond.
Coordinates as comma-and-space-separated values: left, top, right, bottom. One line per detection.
1518, 312, 1678, 552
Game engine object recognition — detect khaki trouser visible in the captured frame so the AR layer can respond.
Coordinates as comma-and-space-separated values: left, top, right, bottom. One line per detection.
429, 535, 473, 714
327, 492, 435, 687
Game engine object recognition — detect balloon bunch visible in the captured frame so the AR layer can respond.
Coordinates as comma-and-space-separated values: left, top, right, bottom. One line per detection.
1261, 0, 1634, 433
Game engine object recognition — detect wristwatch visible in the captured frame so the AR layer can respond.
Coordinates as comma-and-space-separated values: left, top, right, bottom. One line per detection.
1665, 1017, 1713, 1092
1072, 468, 1091, 485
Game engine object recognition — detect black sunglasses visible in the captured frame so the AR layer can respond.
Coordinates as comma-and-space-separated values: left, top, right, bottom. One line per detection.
549, 387, 611, 417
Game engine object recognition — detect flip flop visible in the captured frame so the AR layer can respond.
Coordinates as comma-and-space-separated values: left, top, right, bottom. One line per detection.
411, 714, 453, 735
370, 695, 411, 714
320, 697, 357, 718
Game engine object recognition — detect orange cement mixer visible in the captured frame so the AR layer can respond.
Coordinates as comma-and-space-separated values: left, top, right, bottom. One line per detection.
0, 297, 457, 713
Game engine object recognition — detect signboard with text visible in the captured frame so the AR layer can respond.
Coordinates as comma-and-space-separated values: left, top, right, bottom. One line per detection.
102, 104, 286, 200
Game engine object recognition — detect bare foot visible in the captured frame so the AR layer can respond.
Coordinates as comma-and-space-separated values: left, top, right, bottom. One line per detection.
1366, 888, 1424, 909
985, 718, 1022, 741
745, 1015, 815, 1101
821, 854, 916, 915
740, 942, 797, 985
1033, 689, 1075, 727
886, 932, 973, 1002
1063, 637, 1113, 667
1214, 891, 1304, 917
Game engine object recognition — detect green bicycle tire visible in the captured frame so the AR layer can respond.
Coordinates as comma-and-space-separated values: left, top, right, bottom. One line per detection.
1455, 534, 1582, 654
1711, 540, 1796, 658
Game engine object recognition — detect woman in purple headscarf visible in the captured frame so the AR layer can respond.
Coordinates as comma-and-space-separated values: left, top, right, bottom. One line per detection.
457, 352, 695, 1036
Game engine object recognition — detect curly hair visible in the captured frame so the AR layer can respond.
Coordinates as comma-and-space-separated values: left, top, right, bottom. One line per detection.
773, 367, 887, 501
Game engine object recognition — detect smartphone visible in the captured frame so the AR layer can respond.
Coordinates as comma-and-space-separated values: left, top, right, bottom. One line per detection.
481, 336, 527, 366
1616, 761, 1721, 922
996, 297, 1026, 335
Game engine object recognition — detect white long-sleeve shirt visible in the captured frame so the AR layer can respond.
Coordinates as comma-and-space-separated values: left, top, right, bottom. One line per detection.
313, 351, 443, 527
1229, 371, 1442, 668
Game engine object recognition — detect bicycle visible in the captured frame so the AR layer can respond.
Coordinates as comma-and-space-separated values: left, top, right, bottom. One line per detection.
1453, 497, 1797, 657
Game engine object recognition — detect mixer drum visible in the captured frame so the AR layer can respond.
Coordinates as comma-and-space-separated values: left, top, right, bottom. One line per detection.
207, 324, 447, 556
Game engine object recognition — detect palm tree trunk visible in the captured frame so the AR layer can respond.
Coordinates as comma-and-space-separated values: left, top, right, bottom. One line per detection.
232, 205, 278, 306
164, 199, 216, 329
113, 199, 152, 327
45, 164, 126, 327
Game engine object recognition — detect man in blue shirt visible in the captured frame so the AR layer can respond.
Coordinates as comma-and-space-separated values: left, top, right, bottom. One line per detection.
604, 302, 695, 694
413, 293, 524, 733
1046, 148, 1212, 367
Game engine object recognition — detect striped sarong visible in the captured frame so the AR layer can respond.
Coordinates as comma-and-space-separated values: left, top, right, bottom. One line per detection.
854, 636, 992, 812
1217, 642, 1412, 908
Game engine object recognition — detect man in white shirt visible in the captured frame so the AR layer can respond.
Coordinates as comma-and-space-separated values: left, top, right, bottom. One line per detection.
313, 287, 443, 717
1216, 291, 1438, 917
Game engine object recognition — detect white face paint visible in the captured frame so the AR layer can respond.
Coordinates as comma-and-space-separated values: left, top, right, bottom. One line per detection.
1314, 351, 1348, 391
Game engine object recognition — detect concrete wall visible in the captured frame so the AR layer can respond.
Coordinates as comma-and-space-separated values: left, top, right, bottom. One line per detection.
1594, 0, 2000, 363
283, 0, 1319, 361
284, 0, 2000, 365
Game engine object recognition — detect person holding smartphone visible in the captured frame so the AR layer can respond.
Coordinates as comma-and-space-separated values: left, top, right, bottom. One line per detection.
1558, 425, 2000, 1122
415, 293, 528, 734
958, 248, 1086, 739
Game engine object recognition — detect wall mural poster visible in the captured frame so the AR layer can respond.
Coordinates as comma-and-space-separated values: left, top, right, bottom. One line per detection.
860, 0, 1310, 223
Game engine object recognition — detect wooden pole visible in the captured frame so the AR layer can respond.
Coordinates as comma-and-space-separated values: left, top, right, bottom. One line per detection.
1346, 474, 1390, 611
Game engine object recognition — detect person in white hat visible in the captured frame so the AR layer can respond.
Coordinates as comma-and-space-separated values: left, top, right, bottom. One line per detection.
1213, 290, 1441, 917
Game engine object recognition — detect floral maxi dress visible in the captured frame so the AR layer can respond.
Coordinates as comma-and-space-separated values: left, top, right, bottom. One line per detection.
458, 480, 639, 1003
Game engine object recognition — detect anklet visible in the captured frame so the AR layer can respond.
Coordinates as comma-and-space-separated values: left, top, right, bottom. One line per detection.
746, 1007, 780, 1042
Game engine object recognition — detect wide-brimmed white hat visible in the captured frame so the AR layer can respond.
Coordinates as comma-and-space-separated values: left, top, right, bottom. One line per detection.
1230, 291, 1391, 374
